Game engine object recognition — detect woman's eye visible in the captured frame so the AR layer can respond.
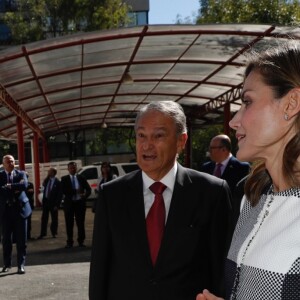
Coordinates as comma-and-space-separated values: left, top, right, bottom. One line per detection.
242, 99, 251, 107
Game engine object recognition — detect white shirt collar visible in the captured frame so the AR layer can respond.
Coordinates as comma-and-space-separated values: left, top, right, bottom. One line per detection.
220, 153, 232, 168
142, 162, 177, 193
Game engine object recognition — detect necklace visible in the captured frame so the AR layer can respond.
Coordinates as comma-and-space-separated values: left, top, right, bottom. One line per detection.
230, 185, 275, 300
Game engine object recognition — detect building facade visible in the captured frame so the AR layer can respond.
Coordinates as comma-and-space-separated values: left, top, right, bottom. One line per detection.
126, 0, 149, 26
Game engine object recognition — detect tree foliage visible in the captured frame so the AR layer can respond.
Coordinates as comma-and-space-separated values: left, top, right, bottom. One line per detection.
197, 0, 300, 25
4, 0, 131, 44
88, 127, 136, 157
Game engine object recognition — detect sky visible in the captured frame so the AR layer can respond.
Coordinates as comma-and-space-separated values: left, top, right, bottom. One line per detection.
148, 0, 200, 25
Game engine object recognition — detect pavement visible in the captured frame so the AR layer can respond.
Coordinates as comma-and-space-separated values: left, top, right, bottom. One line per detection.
0, 207, 95, 300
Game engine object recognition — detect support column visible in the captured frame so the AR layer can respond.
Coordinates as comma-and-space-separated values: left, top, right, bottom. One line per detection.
16, 116, 25, 170
33, 132, 41, 207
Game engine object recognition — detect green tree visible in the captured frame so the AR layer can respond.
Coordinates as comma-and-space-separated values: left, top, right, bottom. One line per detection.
4, 0, 131, 44
4, 0, 48, 43
75, 0, 130, 31
88, 127, 136, 157
197, 0, 300, 25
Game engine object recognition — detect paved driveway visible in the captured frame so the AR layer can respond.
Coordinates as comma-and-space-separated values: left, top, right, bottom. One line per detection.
0, 207, 95, 300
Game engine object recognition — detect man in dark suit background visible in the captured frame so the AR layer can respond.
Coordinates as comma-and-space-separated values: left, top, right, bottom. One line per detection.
200, 134, 250, 195
0, 154, 32, 274
200, 135, 250, 226
25, 173, 34, 240
61, 162, 91, 248
89, 101, 232, 300
38, 167, 62, 239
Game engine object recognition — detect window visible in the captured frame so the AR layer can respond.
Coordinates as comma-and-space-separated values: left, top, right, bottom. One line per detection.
122, 164, 140, 173
127, 11, 148, 26
80, 167, 98, 180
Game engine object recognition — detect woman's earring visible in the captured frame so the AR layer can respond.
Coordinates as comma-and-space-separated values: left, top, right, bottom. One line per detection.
284, 113, 289, 121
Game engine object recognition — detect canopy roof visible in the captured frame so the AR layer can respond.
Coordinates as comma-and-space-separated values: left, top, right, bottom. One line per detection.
0, 24, 299, 140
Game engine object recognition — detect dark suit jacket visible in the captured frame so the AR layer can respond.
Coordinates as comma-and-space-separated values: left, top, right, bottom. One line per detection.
61, 174, 91, 210
0, 169, 32, 224
42, 177, 63, 208
89, 164, 232, 300
200, 156, 250, 195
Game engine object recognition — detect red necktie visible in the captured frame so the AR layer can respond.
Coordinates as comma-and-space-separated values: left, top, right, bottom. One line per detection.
213, 163, 222, 178
146, 182, 167, 265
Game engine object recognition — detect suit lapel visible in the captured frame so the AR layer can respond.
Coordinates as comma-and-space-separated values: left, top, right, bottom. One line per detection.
12, 170, 20, 183
208, 162, 216, 175
125, 167, 197, 269
221, 156, 234, 179
126, 171, 151, 264
156, 165, 193, 266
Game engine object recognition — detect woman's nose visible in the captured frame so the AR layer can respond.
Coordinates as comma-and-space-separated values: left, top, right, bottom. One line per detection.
229, 109, 241, 130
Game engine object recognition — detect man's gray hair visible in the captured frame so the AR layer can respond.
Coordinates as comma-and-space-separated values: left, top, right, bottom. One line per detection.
135, 101, 187, 135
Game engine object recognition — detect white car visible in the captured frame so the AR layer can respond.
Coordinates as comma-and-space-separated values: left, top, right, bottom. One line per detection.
77, 162, 139, 200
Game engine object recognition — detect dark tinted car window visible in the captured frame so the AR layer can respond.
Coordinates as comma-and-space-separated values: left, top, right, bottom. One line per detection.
80, 167, 98, 180
122, 164, 140, 173
111, 166, 119, 176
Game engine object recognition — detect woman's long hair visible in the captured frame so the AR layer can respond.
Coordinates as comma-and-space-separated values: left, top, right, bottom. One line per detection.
244, 41, 300, 206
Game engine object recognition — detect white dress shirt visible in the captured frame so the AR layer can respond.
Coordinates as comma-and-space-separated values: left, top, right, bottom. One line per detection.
216, 153, 232, 176
142, 163, 177, 221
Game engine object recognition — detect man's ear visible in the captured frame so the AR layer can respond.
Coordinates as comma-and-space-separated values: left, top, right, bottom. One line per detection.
285, 88, 300, 119
177, 133, 188, 154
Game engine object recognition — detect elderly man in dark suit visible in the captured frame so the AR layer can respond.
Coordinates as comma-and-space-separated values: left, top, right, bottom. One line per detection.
61, 162, 91, 248
89, 101, 233, 300
0, 155, 32, 274
37, 167, 62, 239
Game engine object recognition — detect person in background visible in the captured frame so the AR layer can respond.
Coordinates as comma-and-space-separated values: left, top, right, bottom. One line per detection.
89, 101, 232, 300
97, 161, 118, 190
25, 173, 34, 240
197, 41, 300, 300
61, 161, 91, 248
93, 162, 118, 213
200, 134, 250, 224
0, 155, 32, 274
200, 134, 250, 195
37, 168, 62, 239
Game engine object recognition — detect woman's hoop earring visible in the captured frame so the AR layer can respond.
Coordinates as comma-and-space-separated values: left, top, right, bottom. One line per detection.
284, 113, 289, 121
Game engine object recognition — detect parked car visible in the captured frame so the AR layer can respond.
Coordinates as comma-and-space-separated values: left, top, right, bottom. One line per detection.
77, 162, 140, 200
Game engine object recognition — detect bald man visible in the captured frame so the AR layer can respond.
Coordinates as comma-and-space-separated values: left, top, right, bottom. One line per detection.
200, 134, 250, 226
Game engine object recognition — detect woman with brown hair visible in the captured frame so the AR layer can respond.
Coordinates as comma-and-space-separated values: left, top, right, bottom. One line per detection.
197, 41, 300, 299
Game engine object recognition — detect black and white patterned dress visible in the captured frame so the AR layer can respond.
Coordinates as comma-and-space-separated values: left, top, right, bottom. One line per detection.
225, 187, 300, 300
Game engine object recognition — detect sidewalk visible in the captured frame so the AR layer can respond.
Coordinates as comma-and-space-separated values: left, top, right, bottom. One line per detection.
0, 207, 95, 300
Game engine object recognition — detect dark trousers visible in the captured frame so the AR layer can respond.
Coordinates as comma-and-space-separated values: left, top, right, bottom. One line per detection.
40, 205, 59, 236
2, 204, 27, 268
64, 200, 86, 245
27, 215, 32, 238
